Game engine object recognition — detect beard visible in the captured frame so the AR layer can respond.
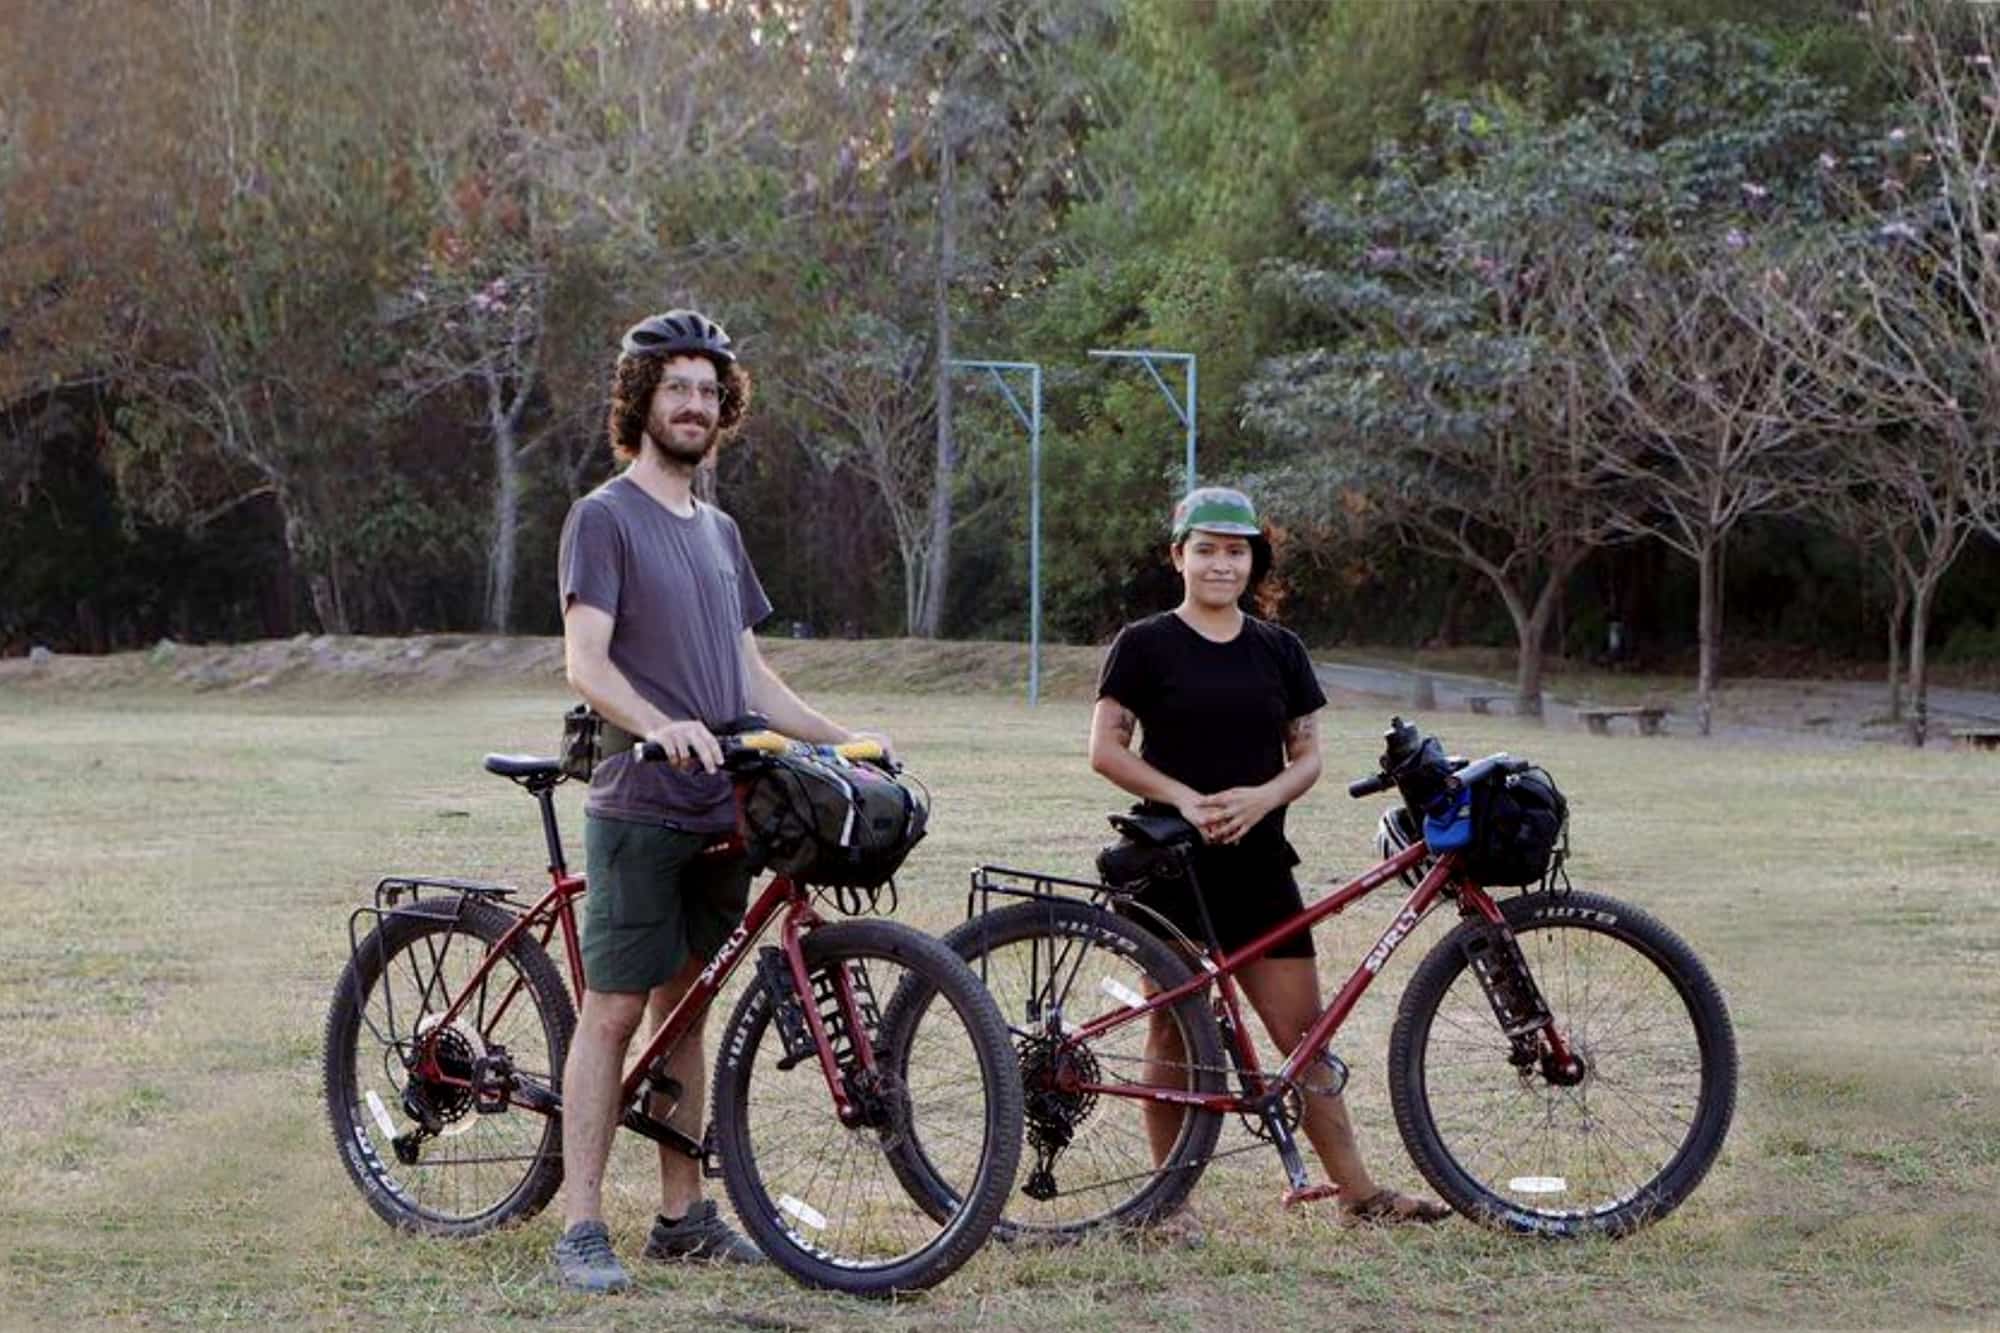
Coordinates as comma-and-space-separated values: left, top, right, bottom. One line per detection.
643, 404, 721, 467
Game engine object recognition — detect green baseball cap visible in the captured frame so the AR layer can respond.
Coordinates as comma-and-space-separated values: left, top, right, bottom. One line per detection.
1171, 486, 1260, 541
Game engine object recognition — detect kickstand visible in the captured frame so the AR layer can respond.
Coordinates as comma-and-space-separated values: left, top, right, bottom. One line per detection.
1263, 1100, 1338, 1208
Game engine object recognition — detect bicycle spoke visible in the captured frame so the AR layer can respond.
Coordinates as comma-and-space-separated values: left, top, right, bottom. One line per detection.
1399, 896, 1731, 1234
328, 905, 569, 1233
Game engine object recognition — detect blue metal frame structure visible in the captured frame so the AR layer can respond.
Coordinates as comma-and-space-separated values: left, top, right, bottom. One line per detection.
947, 358, 1043, 705
1087, 348, 1197, 494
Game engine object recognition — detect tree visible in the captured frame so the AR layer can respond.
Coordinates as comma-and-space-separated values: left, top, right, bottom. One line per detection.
1246, 103, 1661, 713
1787, 1, 2000, 744
1585, 241, 1847, 734
792, 313, 940, 632
847, 0, 1112, 636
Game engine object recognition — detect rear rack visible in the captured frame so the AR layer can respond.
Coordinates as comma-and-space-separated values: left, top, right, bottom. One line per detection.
343, 875, 521, 1055
964, 864, 1207, 962
966, 864, 1107, 922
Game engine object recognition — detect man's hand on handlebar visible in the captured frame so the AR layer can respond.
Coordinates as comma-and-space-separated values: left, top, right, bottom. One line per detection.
842, 730, 896, 765
644, 719, 725, 774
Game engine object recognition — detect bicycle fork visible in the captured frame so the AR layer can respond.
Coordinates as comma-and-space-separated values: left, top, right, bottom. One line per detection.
1460, 916, 1583, 1085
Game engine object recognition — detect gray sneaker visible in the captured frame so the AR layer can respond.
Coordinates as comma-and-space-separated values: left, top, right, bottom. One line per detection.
553, 1219, 631, 1293
642, 1199, 766, 1265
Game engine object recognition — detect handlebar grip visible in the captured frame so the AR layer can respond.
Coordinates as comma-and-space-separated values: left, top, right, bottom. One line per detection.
641, 733, 889, 767
1347, 772, 1394, 799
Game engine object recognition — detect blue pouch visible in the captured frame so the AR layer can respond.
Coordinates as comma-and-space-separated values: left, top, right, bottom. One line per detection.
1422, 784, 1473, 851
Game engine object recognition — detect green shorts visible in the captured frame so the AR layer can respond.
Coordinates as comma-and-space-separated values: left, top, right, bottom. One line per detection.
581, 815, 752, 995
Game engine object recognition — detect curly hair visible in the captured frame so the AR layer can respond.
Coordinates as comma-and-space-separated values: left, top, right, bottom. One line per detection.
606, 352, 753, 465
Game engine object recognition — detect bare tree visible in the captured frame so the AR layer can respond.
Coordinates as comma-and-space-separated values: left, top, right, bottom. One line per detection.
1586, 243, 1845, 735
793, 316, 941, 632
1792, 1, 2000, 743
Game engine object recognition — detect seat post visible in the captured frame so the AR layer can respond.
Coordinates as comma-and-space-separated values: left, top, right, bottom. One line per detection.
531, 779, 568, 876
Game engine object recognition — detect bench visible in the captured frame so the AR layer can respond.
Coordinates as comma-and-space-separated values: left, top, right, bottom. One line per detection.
1578, 706, 1667, 736
1465, 694, 1506, 715
1954, 728, 2000, 751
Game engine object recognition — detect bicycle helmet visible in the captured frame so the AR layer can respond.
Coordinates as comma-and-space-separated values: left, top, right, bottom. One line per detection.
1375, 805, 1434, 889
619, 308, 736, 365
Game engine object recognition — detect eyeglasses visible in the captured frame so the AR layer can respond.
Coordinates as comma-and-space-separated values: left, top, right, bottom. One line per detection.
660, 376, 721, 404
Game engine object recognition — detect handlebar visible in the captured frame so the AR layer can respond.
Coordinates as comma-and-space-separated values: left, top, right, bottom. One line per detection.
636, 731, 890, 770
1347, 751, 1529, 800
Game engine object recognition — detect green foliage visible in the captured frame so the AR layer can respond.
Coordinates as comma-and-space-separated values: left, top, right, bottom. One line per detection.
6, 0, 1995, 664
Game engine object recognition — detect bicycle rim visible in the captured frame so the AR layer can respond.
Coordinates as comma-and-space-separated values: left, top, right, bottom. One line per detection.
715, 921, 1019, 1292
326, 903, 571, 1234
1395, 892, 1734, 1235
939, 901, 1225, 1236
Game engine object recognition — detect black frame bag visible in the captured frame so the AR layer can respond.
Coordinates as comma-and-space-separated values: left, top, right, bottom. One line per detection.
740, 752, 928, 890
1466, 767, 1568, 888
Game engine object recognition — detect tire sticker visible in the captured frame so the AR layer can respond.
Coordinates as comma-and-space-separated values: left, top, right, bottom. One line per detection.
778, 1194, 828, 1231
364, 1089, 399, 1143
1099, 977, 1147, 1010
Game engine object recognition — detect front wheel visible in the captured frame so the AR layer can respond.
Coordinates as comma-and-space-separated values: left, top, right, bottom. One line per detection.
710, 919, 1023, 1295
1389, 890, 1737, 1237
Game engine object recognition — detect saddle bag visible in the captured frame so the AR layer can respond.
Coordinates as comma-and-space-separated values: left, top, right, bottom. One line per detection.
1096, 808, 1199, 893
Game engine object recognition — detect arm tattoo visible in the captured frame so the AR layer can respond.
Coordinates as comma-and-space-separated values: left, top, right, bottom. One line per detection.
1109, 705, 1137, 746
1285, 712, 1317, 749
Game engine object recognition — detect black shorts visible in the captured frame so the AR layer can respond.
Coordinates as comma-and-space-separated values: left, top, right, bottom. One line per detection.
1116, 841, 1315, 960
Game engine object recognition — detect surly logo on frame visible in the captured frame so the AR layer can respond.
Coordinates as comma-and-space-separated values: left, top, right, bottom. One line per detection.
699, 921, 755, 989
1363, 905, 1423, 974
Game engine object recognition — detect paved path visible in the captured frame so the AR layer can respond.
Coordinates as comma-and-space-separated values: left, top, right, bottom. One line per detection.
1313, 658, 2000, 747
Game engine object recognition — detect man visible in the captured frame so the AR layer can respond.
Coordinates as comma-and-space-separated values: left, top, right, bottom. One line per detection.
552, 308, 888, 1293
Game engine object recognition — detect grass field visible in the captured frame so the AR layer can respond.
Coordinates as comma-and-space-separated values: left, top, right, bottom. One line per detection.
2, 671, 1997, 1330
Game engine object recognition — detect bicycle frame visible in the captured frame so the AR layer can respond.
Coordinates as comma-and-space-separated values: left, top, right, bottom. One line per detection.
394, 779, 879, 1158
1023, 839, 1575, 1116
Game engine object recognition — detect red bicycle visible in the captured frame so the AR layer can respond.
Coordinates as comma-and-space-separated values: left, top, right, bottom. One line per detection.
896, 717, 1736, 1240
320, 731, 1023, 1295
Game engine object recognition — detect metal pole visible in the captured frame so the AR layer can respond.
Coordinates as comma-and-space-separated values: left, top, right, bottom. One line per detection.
1087, 347, 1198, 495
945, 358, 1043, 706
1184, 356, 1197, 494
1028, 364, 1042, 707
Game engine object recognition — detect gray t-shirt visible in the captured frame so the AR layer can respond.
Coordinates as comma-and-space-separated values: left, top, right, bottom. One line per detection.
557, 475, 774, 830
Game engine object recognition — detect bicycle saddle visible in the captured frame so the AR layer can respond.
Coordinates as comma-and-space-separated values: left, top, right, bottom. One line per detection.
483, 754, 562, 780
1107, 809, 1200, 847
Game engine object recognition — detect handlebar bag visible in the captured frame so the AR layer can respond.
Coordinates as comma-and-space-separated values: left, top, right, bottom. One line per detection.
1466, 767, 1568, 887
741, 752, 929, 889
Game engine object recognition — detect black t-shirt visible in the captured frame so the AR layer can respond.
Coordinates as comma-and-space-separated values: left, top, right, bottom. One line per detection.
1096, 611, 1328, 863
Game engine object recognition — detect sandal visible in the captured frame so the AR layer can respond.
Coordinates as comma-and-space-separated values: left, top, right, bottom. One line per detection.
1340, 1189, 1453, 1226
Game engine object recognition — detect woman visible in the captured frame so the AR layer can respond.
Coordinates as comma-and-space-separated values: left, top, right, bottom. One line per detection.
1091, 485, 1449, 1228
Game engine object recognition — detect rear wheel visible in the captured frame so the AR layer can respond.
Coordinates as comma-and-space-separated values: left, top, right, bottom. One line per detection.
710, 919, 1022, 1295
1389, 890, 1736, 1236
903, 899, 1228, 1240
323, 899, 573, 1236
